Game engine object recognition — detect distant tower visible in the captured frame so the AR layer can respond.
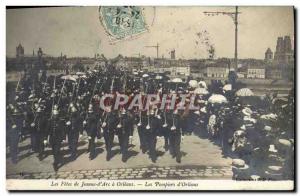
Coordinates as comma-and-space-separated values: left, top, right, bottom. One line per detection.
16, 43, 24, 58
283, 36, 292, 52
171, 50, 175, 60
37, 47, 45, 71
264, 48, 273, 63
274, 36, 294, 64
37, 47, 43, 58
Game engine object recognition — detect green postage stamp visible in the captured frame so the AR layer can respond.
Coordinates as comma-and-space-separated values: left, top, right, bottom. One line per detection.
99, 6, 148, 41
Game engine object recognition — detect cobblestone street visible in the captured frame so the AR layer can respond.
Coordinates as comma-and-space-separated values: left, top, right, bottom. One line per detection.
7, 130, 233, 179
7, 165, 232, 180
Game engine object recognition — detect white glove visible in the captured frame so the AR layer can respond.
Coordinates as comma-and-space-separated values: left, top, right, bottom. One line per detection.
88, 136, 92, 140
30, 123, 35, 127
12, 124, 17, 129
66, 121, 71, 126
83, 120, 87, 125
43, 140, 48, 145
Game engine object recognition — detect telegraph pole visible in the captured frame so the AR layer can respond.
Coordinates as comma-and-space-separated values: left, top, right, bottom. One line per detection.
234, 6, 238, 70
145, 43, 159, 59
203, 6, 241, 70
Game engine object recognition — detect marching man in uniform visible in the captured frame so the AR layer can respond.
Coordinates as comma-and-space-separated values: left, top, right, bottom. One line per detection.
48, 105, 64, 172
7, 107, 23, 164
31, 107, 47, 161
102, 108, 118, 161
116, 109, 134, 162
145, 108, 159, 163
85, 104, 98, 160
66, 103, 81, 160
168, 109, 183, 163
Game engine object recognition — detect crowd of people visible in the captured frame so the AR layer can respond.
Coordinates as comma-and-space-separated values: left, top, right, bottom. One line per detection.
7, 64, 294, 180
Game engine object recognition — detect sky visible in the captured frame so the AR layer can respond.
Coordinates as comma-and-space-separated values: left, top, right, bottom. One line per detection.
6, 6, 294, 59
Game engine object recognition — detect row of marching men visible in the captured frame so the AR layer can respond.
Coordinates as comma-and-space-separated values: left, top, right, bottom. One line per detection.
7, 102, 186, 172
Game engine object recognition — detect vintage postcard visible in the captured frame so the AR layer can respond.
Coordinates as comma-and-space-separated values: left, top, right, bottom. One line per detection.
6, 6, 295, 191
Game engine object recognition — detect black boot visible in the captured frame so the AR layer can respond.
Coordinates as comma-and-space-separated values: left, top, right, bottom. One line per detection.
164, 145, 169, 152
122, 155, 127, 163
106, 152, 111, 161
176, 155, 181, 163
38, 153, 43, 161
53, 163, 58, 172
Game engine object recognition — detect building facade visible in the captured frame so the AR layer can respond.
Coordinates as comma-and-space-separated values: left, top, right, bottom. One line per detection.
16, 44, 24, 58
206, 66, 229, 78
266, 65, 282, 79
247, 66, 265, 79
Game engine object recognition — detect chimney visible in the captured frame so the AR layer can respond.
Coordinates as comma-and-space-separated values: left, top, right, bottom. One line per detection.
171, 50, 175, 60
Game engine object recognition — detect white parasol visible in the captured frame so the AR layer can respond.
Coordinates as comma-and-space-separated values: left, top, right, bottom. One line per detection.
171, 78, 183, 83
198, 81, 207, 89
155, 75, 163, 80
208, 94, 228, 104
223, 84, 232, 91
260, 113, 278, 121
60, 75, 77, 82
72, 75, 79, 79
142, 74, 149, 78
188, 80, 199, 88
79, 75, 87, 79
76, 72, 86, 75
194, 87, 209, 95
235, 88, 254, 97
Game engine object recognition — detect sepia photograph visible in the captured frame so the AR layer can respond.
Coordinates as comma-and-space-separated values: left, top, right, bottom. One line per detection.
5, 6, 295, 191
